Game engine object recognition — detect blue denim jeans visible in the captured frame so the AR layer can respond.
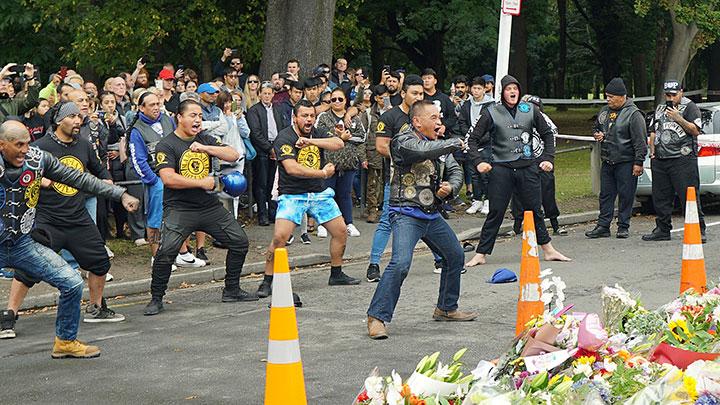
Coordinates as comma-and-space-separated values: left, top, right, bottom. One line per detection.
367, 212, 464, 323
369, 184, 391, 264
369, 184, 442, 265
1, 235, 83, 340
61, 196, 98, 270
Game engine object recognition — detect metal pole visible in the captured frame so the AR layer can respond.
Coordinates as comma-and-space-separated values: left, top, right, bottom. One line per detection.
494, 11, 513, 100
590, 142, 601, 195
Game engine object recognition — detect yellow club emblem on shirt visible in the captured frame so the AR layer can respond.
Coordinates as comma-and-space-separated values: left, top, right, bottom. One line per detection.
179, 150, 210, 179
280, 144, 294, 157
156, 151, 167, 165
53, 156, 84, 196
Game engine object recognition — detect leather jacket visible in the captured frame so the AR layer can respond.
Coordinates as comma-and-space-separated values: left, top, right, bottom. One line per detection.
389, 126, 463, 212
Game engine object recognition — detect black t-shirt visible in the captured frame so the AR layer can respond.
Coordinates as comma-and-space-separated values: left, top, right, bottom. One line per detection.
376, 106, 411, 182
424, 90, 458, 137
23, 114, 46, 142
155, 132, 224, 210
389, 93, 402, 107
164, 93, 181, 115
33, 135, 111, 226
273, 126, 328, 195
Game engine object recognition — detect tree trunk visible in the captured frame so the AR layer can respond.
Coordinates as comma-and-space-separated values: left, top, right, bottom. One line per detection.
656, 9, 699, 104
586, 0, 623, 84
555, 0, 567, 109
509, 12, 528, 92
707, 39, 720, 101
653, 20, 669, 105
631, 53, 648, 96
259, 0, 336, 81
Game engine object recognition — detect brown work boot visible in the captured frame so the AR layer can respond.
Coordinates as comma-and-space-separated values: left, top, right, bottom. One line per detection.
367, 316, 388, 340
51, 336, 101, 359
366, 210, 380, 223
432, 308, 478, 322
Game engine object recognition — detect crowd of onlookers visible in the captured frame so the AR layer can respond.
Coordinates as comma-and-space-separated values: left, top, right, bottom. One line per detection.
0, 50, 500, 277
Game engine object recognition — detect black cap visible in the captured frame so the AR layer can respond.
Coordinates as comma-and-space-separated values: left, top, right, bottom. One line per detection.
664, 79, 681, 94
523, 94, 543, 111
303, 77, 319, 89
288, 80, 304, 91
420, 68, 438, 79
605, 77, 627, 96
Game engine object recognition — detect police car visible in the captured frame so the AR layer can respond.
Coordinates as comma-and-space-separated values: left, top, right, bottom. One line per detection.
636, 102, 720, 212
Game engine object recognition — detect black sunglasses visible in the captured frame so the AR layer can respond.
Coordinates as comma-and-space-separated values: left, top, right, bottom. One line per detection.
322, 100, 331, 104
331, 97, 345, 102
248, 80, 259, 84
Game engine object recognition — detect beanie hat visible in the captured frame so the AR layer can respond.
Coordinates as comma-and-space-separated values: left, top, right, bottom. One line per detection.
500, 75, 521, 92
55, 102, 81, 124
605, 77, 627, 96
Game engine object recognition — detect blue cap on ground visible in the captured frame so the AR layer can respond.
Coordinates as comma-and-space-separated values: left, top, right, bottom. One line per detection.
197, 83, 219, 94
221, 171, 247, 197
487, 268, 517, 284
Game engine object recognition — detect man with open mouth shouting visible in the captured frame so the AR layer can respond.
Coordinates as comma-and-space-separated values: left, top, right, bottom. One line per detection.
465, 75, 571, 267
143, 99, 257, 316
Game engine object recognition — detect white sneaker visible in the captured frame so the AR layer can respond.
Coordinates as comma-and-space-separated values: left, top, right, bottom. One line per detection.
105, 245, 115, 259
134, 238, 149, 246
347, 223, 361, 237
480, 200, 490, 215
465, 200, 483, 214
317, 225, 328, 238
175, 251, 207, 268
151, 257, 178, 272
105, 273, 114, 282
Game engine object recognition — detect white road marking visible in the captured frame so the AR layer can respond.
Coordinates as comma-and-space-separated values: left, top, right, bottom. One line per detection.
671, 221, 720, 233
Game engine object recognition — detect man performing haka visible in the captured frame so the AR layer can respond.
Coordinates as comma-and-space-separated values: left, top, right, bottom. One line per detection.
256, 100, 360, 298
143, 100, 257, 316
0, 119, 139, 357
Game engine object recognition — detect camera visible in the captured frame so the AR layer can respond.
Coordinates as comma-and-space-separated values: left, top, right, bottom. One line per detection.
383, 64, 391, 72
177, 64, 185, 71
140, 55, 149, 65
665, 100, 674, 109
10, 64, 25, 74
455, 91, 464, 98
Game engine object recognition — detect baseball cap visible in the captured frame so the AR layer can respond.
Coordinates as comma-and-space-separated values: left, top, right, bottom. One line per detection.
197, 83, 219, 94
664, 80, 681, 94
158, 69, 174, 80
486, 268, 517, 284
481, 74, 494, 83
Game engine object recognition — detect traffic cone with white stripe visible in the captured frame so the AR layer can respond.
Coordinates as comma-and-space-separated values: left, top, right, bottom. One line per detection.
680, 186, 707, 294
516, 211, 545, 335
264, 248, 307, 405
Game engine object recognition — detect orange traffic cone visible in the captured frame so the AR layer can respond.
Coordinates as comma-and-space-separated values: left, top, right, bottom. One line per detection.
516, 211, 545, 335
680, 186, 707, 294
264, 248, 307, 405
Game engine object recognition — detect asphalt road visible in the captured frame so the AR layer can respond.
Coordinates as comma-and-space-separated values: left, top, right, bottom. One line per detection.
2, 212, 720, 405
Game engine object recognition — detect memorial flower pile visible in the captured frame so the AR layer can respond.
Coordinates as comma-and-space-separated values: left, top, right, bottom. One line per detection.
355, 284, 720, 404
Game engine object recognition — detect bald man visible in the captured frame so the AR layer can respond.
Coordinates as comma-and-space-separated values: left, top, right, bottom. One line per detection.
0, 119, 138, 358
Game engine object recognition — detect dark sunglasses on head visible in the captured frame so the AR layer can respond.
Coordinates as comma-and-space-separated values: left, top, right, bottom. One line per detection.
331, 97, 345, 102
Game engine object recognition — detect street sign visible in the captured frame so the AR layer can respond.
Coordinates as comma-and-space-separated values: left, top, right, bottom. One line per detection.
502, 0, 522, 15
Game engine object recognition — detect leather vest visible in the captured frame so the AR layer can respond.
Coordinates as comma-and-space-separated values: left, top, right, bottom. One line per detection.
390, 156, 441, 213
654, 99, 696, 159
0, 147, 45, 243
132, 115, 174, 170
487, 102, 536, 163
597, 103, 640, 164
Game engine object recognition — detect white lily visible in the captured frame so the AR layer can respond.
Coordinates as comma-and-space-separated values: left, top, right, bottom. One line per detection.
434, 362, 452, 380
539, 268, 553, 278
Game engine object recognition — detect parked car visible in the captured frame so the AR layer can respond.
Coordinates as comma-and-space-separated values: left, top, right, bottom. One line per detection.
636, 102, 720, 213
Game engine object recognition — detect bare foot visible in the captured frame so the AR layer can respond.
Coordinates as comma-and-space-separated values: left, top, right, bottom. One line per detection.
541, 243, 572, 262
465, 253, 486, 267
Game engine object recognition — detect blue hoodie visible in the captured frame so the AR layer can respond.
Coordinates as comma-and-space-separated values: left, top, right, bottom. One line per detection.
129, 112, 176, 185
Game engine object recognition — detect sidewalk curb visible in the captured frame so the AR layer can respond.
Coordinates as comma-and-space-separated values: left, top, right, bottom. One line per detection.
20, 211, 599, 310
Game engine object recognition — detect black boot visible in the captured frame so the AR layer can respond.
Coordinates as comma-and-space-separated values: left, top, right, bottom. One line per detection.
585, 225, 610, 239
641, 228, 671, 241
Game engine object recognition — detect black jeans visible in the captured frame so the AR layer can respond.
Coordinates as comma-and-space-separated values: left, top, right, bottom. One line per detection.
598, 161, 637, 230
511, 170, 560, 225
251, 156, 277, 220
651, 156, 706, 233
151, 204, 249, 299
477, 164, 551, 255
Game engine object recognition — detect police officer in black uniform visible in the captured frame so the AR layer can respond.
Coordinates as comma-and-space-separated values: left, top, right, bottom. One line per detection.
585, 78, 648, 239
642, 80, 706, 242
465, 76, 571, 267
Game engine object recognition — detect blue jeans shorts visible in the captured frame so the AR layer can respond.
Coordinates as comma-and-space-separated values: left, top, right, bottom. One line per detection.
275, 187, 342, 226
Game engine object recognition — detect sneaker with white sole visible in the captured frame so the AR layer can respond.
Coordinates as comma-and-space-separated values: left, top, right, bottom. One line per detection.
175, 251, 206, 268
151, 257, 177, 272
317, 225, 328, 238
105, 273, 114, 282
286, 235, 295, 246
480, 200, 490, 215
0, 310, 16, 339
84, 299, 125, 323
347, 223, 360, 237
134, 238, 149, 246
104, 245, 114, 259
0, 268, 14, 281
300, 233, 311, 244
465, 200, 483, 214
433, 262, 467, 274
